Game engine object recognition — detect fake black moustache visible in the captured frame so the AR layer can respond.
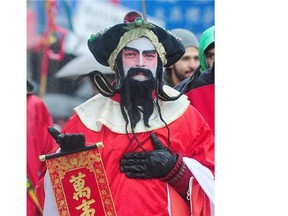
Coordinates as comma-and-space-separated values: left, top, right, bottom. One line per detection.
127, 67, 153, 79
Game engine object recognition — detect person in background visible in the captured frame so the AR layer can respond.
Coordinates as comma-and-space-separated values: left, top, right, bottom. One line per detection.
199, 25, 215, 72
163, 28, 199, 87
26, 79, 58, 216
37, 12, 214, 216
175, 25, 215, 134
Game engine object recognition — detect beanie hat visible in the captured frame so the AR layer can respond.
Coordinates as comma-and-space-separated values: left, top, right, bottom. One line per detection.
170, 28, 199, 49
88, 17, 185, 70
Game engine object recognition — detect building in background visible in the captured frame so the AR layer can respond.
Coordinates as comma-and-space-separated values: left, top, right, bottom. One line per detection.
120, 0, 214, 39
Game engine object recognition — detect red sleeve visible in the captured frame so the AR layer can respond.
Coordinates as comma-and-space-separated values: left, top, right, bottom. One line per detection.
160, 105, 214, 216
184, 106, 214, 216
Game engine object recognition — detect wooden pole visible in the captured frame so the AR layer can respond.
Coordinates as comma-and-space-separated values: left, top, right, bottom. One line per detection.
141, 0, 147, 21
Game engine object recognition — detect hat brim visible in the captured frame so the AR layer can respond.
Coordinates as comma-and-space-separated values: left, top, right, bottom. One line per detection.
55, 54, 114, 79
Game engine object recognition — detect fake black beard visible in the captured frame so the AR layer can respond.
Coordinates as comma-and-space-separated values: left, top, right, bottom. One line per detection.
120, 68, 156, 129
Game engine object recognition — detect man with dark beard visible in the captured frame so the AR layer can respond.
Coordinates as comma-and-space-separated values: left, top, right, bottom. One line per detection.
163, 28, 199, 87
37, 13, 215, 216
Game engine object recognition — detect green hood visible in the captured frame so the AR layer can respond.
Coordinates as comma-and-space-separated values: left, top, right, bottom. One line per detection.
199, 25, 215, 72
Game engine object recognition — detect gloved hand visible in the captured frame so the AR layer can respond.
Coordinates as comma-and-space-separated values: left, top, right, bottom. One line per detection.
47, 126, 86, 153
120, 132, 178, 179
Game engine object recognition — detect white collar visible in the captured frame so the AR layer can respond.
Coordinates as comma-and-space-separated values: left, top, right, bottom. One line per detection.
74, 85, 190, 134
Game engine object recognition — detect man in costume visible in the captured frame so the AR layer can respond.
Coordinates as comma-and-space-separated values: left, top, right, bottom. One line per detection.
39, 12, 215, 216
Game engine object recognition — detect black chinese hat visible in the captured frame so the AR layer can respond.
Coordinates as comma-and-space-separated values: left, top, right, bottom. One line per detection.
87, 17, 185, 70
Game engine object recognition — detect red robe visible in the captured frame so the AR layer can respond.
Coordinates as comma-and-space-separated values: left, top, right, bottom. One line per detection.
27, 94, 58, 216
186, 83, 215, 134
37, 87, 214, 216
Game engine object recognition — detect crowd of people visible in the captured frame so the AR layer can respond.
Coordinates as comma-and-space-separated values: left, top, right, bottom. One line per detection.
175, 25, 215, 134
27, 9, 215, 216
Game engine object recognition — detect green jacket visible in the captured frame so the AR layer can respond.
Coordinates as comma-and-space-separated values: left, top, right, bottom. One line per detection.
199, 25, 215, 72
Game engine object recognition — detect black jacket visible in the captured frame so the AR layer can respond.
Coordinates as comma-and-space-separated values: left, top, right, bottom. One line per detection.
174, 63, 214, 92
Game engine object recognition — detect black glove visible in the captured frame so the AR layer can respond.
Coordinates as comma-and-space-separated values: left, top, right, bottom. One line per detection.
47, 126, 86, 153
120, 132, 178, 179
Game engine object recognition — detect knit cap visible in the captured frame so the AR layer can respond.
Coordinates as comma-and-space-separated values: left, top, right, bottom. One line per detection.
170, 28, 199, 49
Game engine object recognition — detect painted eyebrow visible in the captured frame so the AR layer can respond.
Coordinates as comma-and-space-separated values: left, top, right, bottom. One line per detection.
123, 47, 156, 54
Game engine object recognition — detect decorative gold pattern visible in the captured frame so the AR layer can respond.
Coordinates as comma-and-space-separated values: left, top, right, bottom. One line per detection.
46, 149, 117, 216
108, 28, 167, 69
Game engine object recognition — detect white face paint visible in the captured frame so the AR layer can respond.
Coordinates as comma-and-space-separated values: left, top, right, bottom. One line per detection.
121, 37, 158, 81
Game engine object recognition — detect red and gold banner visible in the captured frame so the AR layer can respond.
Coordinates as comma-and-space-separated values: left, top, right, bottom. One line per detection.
45, 147, 117, 216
